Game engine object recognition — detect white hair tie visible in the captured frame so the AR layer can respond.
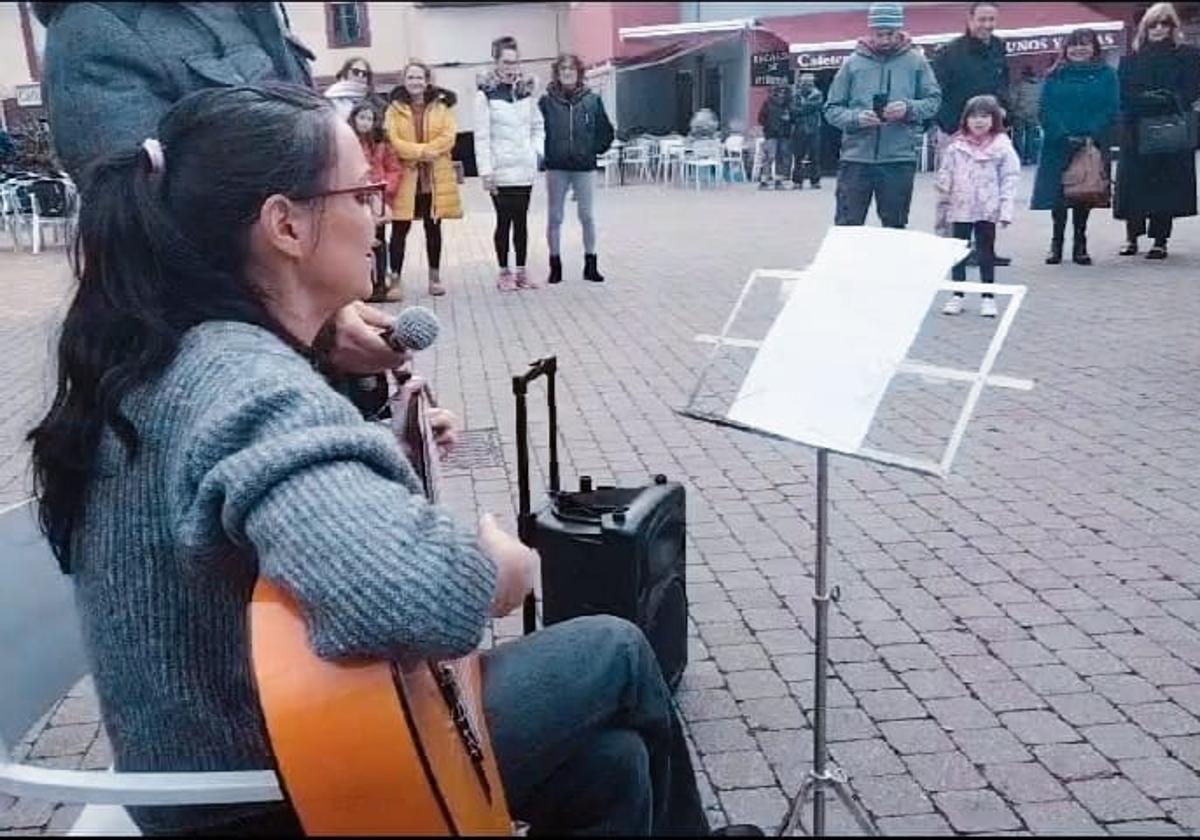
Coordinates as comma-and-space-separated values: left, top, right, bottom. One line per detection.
141, 138, 165, 174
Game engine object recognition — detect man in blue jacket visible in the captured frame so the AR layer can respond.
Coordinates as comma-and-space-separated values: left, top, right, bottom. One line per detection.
824, 3, 941, 228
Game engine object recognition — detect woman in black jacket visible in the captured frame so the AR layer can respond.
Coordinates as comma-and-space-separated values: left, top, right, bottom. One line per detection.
538, 53, 614, 284
1114, 2, 1200, 260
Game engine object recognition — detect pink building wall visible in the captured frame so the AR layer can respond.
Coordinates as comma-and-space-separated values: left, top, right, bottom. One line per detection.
570, 2, 681, 67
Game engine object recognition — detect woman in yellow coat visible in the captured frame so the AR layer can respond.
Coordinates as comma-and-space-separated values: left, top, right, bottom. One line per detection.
385, 62, 463, 296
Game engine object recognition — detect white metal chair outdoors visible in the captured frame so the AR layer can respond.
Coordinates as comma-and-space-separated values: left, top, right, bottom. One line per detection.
682, 139, 724, 190
722, 135, 748, 183
0, 500, 284, 837
620, 141, 651, 183
656, 137, 686, 184
749, 137, 766, 183
596, 147, 620, 187
14, 179, 77, 254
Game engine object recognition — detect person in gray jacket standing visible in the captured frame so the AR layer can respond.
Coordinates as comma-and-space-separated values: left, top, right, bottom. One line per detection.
824, 2, 941, 228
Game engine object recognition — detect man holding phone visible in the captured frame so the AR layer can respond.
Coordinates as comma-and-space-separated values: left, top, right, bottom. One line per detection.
824, 3, 941, 228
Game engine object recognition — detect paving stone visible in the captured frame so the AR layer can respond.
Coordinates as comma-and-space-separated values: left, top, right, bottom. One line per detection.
903, 752, 987, 792
999, 710, 1081, 745
679, 688, 740, 722
1046, 692, 1126, 726
1069, 777, 1164, 822
27, 724, 96, 759
828, 738, 906, 778
702, 750, 777, 790
1014, 664, 1091, 695
1164, 798, 1200, 829
851, 774, 934, 817
1129, 657, 1200, 687
739, 696, 807, 732
933, 790, 1022, 833
925, 697, 1000, 731
1082, 722, 1168, 760
1106, 820, 1186, 836
972, 680, 1048, 712
952, 728, 1033, 764
1033, 743, 1116, 782
946, 655, 1017, 684
856, 688, 927, 721
756, 730, 814, 791
835, 661, 901, 692
1017, 800, 1105, 835
710, 643, 772, 673
874, 813, 955, 836
1057, 647, 1131, 676
1118, 757, 1200, 800
718, 788, 789, 834
990, 640, 1059, 668
1032, 624, 1099, 651
899, 669, 970, 701
879, 643, 942, 672
726, 670, 790, 701
691, 718, 757, 753
924, 631, 987, 657
824, 708, 880, 742
1125, 701, 1200, 737
0, 797, 55, 831
1163, 734, 1200, 772
878, 719, 957, 755
1089, 674, 1168, 706
982, 762, 1068, 803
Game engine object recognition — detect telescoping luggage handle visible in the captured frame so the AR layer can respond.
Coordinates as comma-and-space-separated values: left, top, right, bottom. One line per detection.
512, 356, 560, 635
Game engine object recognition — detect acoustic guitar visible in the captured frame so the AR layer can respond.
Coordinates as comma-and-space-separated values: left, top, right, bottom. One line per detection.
249, 370, 513, 835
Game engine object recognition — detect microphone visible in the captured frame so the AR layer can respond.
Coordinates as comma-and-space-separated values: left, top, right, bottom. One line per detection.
384, 305, 440, 353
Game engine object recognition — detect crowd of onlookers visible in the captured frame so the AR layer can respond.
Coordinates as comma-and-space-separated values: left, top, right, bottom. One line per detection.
752, 1, 1199, 317
324, 36, 614, 301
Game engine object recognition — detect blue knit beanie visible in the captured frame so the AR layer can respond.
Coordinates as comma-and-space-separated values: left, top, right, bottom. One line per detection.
868, 3, 905, 30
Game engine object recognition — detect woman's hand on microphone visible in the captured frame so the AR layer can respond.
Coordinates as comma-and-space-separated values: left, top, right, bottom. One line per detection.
478, 513, 538, 618
324, 301, 410, 375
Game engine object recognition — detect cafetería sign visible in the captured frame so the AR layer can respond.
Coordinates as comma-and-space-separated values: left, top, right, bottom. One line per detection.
791, 27, 1123, 72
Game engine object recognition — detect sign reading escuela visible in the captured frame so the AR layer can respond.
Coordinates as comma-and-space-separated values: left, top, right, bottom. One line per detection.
752, 51, 793, 87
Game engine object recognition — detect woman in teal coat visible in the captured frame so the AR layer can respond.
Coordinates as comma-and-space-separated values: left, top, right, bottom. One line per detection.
1030, 29, 1119, 265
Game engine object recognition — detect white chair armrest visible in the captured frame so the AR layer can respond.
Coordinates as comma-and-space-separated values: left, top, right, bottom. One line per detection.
0, 763, 281, 806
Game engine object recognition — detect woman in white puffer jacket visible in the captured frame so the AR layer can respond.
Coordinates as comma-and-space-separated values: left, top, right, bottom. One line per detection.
475, 35, 545, 291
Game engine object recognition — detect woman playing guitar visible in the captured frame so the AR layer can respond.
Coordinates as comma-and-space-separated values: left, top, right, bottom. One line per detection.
28, 85, 757, 836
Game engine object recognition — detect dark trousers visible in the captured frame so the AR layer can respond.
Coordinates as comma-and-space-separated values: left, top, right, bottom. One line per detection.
1052, 204, 1091, 242
791, 132, 821, 185
1126, 214, 1173, 245
390, 193, 442, 275
483, 615, 709, 835
834, 161, 917, 228
491, 185, 533, 268
951, 220, 996, 298
372, 224, 388, 294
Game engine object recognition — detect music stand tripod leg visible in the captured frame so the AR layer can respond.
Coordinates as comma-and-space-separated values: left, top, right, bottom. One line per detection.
780, 449, 877, 837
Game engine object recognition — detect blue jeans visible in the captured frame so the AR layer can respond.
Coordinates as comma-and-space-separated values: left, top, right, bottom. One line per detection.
481, 615, 709, 836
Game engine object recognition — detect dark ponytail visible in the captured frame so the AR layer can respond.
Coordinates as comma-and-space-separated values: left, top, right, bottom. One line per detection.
28, 83, 336, 571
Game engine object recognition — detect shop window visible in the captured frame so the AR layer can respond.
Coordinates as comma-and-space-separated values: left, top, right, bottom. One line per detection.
326, 2, 371, 49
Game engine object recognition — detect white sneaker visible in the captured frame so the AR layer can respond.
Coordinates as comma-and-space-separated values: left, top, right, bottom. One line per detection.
942, 296, 964, 316
980, 298, 998, 318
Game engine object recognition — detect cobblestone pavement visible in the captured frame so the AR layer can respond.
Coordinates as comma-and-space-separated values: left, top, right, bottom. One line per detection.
4, 168, 1200, 835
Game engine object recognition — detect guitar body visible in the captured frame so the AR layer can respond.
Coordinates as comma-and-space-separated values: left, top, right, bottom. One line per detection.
250, 372, 512, 836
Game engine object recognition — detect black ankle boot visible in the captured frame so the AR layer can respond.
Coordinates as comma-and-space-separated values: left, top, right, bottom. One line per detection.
583, 253, 605, 282
547, 255, 562, 284
1072, 234, 1092, 265
1045, 238, 1064, 265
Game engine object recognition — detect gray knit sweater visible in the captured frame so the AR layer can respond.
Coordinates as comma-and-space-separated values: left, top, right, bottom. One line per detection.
69, 321, 497, 834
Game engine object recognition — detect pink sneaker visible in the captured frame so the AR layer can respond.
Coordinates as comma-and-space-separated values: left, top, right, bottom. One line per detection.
496, 268, 518, 292
514, 267, 538, 289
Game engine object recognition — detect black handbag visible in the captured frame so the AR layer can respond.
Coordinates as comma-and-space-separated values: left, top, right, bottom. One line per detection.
1137, 93, 1197, 155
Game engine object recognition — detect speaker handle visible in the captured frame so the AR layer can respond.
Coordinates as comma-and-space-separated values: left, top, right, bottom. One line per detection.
512, 356, 559, 635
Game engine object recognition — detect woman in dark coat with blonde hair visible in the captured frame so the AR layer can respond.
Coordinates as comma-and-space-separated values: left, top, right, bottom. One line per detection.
1114, 2, 1200, 260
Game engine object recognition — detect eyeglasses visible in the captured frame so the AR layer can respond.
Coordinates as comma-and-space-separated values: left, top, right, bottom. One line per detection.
294, 182, 387, 217
349, 67, 369, 78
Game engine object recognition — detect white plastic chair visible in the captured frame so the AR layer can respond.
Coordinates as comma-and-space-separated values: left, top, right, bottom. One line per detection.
682, 139, 723, 190
0, 186, 21, 251
0, 501, 284, 837
656, 137, 686, 185
722, 135, 748, 183
596, 147, 620, 187
620, 141, 650, 183
749, 137, 766, 183
14, 178, 77, 254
